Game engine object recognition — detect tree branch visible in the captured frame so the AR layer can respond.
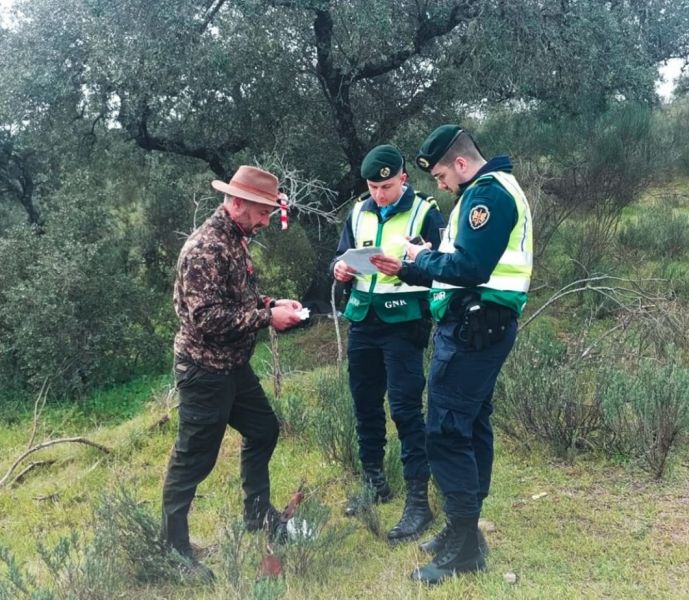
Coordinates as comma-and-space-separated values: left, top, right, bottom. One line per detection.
0, 437, 112, 489
118, 98, 246, 178
198, 0, 228, 34
354, 1, 481, 80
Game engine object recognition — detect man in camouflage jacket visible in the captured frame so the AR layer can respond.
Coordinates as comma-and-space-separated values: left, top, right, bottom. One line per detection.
162, 166, 302, 572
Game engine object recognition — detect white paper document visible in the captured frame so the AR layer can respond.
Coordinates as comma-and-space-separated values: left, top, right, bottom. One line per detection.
339, 246, 383, 275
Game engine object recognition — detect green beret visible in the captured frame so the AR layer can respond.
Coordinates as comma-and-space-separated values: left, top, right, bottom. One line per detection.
361, 145, 404, 182
416, 124, 463, 172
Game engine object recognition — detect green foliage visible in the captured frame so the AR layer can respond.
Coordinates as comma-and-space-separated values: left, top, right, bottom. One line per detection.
94, 486, 186, 584
482, 104, 661, 260
252, 222, 317, 301
0, 544, 54, 600
252, 319, 346, 380
662, 260, 689, 299
554, 220, 619, 281
0, 181, 169, 399
495, 327, 604, 461
281, 498, 354, 579
600, 361, 689, 479
217, 516, 286, 599
310, 365, 358, 473
383, 436, 404, 496
0, 520, 122, 600
272, 393, 310, 438
343, 484, 384, 539
618, 209, 689, 260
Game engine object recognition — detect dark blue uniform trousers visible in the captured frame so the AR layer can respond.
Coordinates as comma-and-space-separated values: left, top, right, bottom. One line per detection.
347, 322, 430, 482
426, 319, 517, 518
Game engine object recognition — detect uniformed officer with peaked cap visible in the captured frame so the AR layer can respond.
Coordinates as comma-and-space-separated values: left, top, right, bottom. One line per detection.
371, 125, 533, 584
332, 144, 445, 543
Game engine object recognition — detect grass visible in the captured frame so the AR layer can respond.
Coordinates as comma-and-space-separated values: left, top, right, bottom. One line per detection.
1, 359, 687, 599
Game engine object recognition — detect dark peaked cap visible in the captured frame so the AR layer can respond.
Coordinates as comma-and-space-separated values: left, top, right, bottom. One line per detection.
416, 124, 463, 172
361, 145, 405, 181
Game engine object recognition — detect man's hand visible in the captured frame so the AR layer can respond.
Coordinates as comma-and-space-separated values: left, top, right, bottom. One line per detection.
270, 305, 302, 331
274, 298, 302, 311
405, 240, 432, 262
369, 254, 401, 276
334, 260, 358, 282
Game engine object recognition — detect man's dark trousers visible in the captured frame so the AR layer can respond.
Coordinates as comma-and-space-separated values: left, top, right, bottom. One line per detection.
347, 321, 430, 481
162, 360, 279, 553
426, 318, 517, 518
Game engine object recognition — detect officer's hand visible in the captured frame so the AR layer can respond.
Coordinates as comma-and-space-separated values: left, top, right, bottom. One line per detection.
270, 305, 302, 331
274, 298, 302, 311
405, 240, 432, 261
334, 260, 357, 282
369, 254, 401, 276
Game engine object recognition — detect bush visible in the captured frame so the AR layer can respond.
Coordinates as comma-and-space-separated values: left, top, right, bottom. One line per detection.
94, 486, 186, 584
218, 516, 286, 599
600, 360, 689, 479
0, 486, 221, 599
281, 498, 354, 579
495, 327, 604, 461
272, 392, 311, 437
662, 260, 689, 299
309, 365, 358, 473
618, 209, 689, 260
0, 185, 168, 399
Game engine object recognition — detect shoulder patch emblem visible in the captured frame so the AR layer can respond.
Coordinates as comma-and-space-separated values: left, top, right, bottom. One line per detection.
469, 205, 490, 230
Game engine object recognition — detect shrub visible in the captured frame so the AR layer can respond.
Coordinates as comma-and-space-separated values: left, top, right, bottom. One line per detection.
495, 327, 604, 461
0, 186, 168, 399
218, 516, 284, 599
661, 260, 689, 299
272, 392, 311, 438
309, 365, 358, 473
600, 360, 689, 479
0, 523, 124, 599
94, 486, 186, 584
342, 483, 384, 539
281, 497, 354, 579
618, 210, 689, 260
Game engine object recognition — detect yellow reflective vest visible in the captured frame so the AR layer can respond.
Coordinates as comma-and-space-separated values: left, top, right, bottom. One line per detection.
344, 194, 436, 323
430, 171, 533, 320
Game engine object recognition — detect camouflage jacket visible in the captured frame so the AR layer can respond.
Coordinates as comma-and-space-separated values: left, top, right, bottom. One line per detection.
173, 205, 272, 372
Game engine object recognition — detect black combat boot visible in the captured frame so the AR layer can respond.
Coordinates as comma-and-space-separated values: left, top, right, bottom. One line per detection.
419, 524, 489, 556
411, 515, 486, 585
387, 479, 433, 543
344, 464, 393, 517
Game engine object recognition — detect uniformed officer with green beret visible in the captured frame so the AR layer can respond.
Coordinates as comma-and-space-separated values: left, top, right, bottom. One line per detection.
371, 126, 533, 584
331, 144, 446, 543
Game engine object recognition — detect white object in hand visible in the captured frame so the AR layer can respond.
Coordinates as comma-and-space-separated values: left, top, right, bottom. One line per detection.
338, 247, 383, 275
297, 308, 310, 320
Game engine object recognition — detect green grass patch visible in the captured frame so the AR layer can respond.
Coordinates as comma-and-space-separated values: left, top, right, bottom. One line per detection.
1, 361, 688, 599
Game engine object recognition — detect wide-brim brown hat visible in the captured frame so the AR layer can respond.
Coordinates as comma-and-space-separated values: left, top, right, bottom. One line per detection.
211, 165, 279, 207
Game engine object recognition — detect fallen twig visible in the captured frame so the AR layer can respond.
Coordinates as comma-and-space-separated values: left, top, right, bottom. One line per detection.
0, 437, 112, 489
10, 460, 56, 487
